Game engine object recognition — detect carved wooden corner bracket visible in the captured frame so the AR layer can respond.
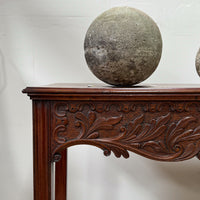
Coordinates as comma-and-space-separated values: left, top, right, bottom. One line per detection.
52, 103, 200, 163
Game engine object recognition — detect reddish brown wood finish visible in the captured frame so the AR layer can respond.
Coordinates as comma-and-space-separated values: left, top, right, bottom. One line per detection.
23, 84, 200, 200
33, 100, 52, 200
55, 149, 67, 200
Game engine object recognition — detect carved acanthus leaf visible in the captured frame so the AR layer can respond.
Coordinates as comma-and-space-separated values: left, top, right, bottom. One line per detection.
52, 102, 200, 162
75, 112, 122, 139
73, 112, 200, 161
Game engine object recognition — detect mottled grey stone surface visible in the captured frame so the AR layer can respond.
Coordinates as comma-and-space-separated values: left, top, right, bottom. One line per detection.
196, 48, 200, 76
84, 7, 162, 86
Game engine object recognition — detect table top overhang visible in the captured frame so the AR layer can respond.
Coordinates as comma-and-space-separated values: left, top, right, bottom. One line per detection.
22, 83, 200, 101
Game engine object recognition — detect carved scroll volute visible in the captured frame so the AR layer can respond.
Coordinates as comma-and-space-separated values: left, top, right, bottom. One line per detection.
52, 102, 200, 162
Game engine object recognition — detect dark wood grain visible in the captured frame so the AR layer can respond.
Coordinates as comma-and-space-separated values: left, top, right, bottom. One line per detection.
55, 149, 67, 200
51, 101, 200, 162
33, 100, 52, 200
23, 84, 200, 200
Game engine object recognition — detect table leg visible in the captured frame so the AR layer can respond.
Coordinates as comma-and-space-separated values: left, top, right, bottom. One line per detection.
33, 101, 52, 200
55, 149, 67, 200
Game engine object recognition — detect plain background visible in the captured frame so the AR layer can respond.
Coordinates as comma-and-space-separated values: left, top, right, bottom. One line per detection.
1, 0, 200, 200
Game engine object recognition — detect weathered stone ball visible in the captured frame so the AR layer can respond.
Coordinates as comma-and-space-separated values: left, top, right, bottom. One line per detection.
196, 48, 200, 76
84, 7, 162, 86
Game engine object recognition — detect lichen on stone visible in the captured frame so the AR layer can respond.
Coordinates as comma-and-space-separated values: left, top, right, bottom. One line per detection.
84, 7, 163, 86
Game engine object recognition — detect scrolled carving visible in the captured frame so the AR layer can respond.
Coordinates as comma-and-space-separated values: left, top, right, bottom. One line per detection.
116, 103, 136, 113
116, 113, 171, 143
54, 103, 69, 143
55, 102, 83, 113
72, 113, 200, 160
116, 114, 200, 161
143, 102, 200, 113
75, 112, 122, 139
143, 103, 159, 112
73, 112, 130, 158
53, 153, 62, 162
54, 124, 68, 143
52, 102, 200, 162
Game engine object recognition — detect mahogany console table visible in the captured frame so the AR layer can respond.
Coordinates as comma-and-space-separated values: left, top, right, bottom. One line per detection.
23, 84, 200, 200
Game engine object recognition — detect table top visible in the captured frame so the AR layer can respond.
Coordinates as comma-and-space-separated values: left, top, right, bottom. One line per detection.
23, 83, 200, 94
23, 83, 200, 100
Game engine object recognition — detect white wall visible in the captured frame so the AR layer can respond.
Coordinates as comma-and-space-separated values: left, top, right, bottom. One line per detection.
0, 1, 200, 200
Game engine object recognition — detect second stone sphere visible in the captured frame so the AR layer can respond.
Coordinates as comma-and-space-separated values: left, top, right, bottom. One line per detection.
196, 48, 200, 77
84, 7, 163, 86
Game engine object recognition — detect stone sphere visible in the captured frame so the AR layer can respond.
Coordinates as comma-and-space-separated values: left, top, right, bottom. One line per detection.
84, 7, 162, 86
196, 48, 200, 76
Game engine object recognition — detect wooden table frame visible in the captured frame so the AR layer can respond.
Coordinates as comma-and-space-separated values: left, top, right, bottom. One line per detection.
23, 84, 200, 200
